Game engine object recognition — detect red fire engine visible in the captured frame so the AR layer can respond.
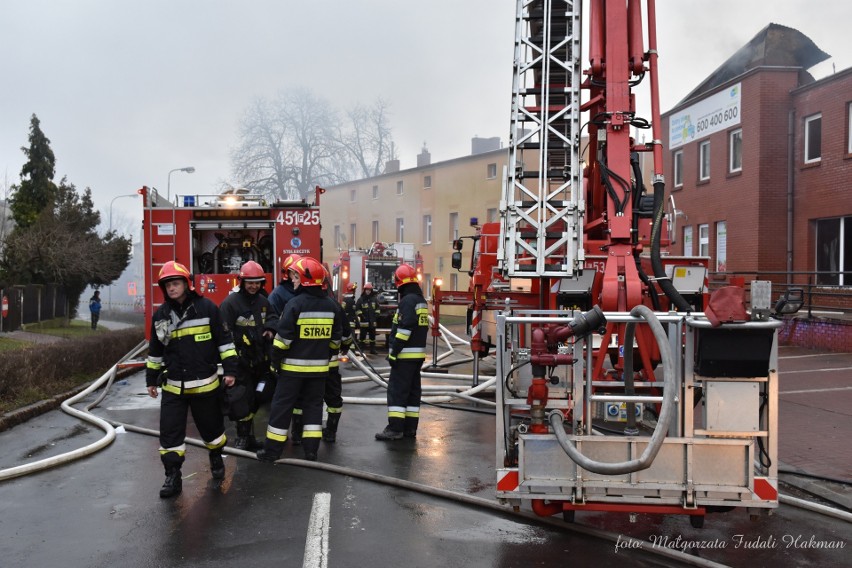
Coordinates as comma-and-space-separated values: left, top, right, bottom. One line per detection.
139, 185, 323, 339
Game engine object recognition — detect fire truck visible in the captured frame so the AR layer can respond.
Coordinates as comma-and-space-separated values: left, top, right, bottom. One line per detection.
139, 185, 323, 339
332, 241, 423, 341
432, 0, 792, 527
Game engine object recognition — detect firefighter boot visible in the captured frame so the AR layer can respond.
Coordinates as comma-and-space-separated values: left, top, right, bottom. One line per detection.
234, 420, 256, 451
302, 437, 320, 461
209, 449, 225, 480
369, 340, 378, 355
291, 414, 304, 446
323, 413, 341, 443
255, 447, 281, 463
403, 416, 419, 439
375, 417, 404, 441
159, 467, 182, 498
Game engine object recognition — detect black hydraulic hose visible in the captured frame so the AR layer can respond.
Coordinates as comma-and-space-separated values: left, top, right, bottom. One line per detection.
622, 320, 638, 435
635, 255, 661, 311
650, 180, 693, 311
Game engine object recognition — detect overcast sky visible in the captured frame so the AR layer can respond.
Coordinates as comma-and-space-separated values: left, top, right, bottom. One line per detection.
1, 1, 850, 234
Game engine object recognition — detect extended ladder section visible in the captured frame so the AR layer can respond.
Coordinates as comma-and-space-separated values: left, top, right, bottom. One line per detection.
500, 0, 584, 278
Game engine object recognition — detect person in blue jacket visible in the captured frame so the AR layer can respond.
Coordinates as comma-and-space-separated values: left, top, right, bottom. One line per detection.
88, 291, 101, 330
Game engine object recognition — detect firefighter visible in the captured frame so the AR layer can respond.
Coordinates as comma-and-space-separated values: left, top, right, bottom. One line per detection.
218, 260, 276, 450
257, 256, 343, 462
268, 253, 302, 318
375, 264, 428, 441
146, 261, 238, 498
342, 282, 359, 333
355, 282, 381, 354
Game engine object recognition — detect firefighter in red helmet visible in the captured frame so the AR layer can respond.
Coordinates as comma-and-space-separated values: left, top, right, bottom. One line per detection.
375, 263, 428, 441
146, 261, 238, 497
355, 281, 381, 354
342, 282, 359, 333
218, 260, 275, 450
257, 256, 343, 462
268, 253, 302, 318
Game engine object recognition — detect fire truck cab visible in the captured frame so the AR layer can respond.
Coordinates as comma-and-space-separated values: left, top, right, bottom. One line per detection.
139, 186, 323, 339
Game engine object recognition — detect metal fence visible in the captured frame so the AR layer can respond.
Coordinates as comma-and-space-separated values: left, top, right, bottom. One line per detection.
0, 284, 68, 333
708, 271, 852, 318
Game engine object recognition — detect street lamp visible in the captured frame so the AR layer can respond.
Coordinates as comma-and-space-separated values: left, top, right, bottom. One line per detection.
109, 193, 139, 232
166, 166, 195, 204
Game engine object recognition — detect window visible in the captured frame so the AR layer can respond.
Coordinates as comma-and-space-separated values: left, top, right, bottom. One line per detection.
715, 221, 727, 272
673, 150, 683, 187
424, 175, 432, 189
450, 273, 459, 291
396, 217, 405, 242
349, 224, 356, 248
683, 226, 693, 256
729, 129, 742, 173
847, 103, 852, 154
816, 216, 852, 285
372, 220, 379, 242
422, 215, 432, 244
698, 224, 709, 257
699, 141, 711, 181
396, 180, 404, 195
334, 225, 342, 249
449, 212, 459, 241
350, 188, 357, 202
487, 163, 497, 179
372, 185, 378, 199
487, 208, 498, 223
804, 113, 822, 163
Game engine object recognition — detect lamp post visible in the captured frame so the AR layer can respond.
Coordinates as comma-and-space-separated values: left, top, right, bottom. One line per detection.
166, 166, 196, 204
107, 193, 139, 313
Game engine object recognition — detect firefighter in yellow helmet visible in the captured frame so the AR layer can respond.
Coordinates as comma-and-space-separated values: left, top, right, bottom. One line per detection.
257, 256, 343, 462
146, 261, 238, 497
376, 264, 427, 441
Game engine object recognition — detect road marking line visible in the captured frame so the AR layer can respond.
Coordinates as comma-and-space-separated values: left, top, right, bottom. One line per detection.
303, 492, 330, 568
781, 366, 852, 374
781, 386, 852, 395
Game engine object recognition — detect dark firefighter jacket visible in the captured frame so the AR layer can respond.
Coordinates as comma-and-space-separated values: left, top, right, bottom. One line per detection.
268, 280, 297, 318
219, 286, 272, 379
329, 296, 354, 370
355, 292, 381, 327
272, 287, 343, 379
146, 291, 238, 396
388, 283, 429, 360
342, 293, 358, 329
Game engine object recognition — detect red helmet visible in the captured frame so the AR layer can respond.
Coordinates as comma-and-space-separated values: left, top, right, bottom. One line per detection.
394, 264, 419, 287
282, 253, 302, 274
363, 282, 374, 291
238, 260, 265, 282
321, 265, 331, 290
346, 282, 357, 292
291, 257, 325, 287
158, 261, 193, 290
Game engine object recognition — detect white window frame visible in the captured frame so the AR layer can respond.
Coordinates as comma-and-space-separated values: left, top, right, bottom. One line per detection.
804, 113, 822, 164
372, 220, 379, 242
698, 223, 709, 257
424, 175, 432, 189
728, 129, 742, 173
396, 217, 404, 242
699, 141, 711, 181
422, 215, 432, 244
715, 221, 727, 272
487, 208, 498, 223
396, 180, 404, 195
372, 185, 378, 199
486, 163, 497, 179
847, 102, 852, 155
673, 150, 683, 187
683, 226, 693, 257
349, 188, 357, 203
449, 212, 459, 241
334, 225, 342, 249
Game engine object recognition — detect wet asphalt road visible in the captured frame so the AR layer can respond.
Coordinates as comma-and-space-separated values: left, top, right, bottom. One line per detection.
0, 349, 849, 567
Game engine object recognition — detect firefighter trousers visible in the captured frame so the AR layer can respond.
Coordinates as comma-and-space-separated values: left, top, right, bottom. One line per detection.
264, 374, 325, 456
385, 358, 422, 434
159, 390, 226, 469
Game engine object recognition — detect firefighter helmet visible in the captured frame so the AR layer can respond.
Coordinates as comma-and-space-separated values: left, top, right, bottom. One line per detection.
321, 265, 331, 290
346, 282, 357, 292
363, 282, 374, 291
238, 260, 266, 282
158, 261, 193, 290
291, 257, 324, 287
394, 264, 419, 287
282, 253, 302, 274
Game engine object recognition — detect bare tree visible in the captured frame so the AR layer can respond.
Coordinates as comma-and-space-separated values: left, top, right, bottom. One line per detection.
231, 88, 348, 202
339, 98, 396, 179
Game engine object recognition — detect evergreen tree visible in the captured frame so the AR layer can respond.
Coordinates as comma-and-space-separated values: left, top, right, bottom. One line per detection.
10, 114, 57, 229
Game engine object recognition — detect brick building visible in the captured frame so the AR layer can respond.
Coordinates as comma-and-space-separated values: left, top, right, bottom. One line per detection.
662, 24, 852, 288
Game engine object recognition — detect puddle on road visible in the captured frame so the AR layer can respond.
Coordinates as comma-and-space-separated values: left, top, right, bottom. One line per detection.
21, 423, 90, 458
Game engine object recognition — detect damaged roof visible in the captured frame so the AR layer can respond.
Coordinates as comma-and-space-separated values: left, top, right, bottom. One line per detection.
678, 23, 829, 106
